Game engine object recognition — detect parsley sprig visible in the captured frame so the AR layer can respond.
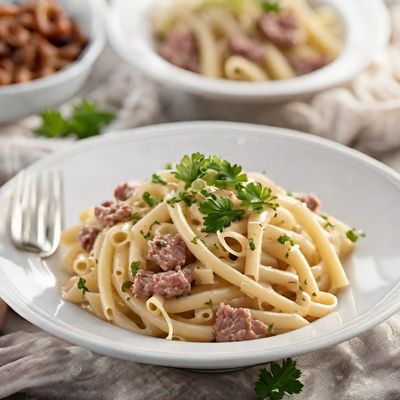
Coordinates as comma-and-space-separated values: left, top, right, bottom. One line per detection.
199, 195, 245, 233
173, 153, 208, 189
206, 156, 248, 188
35, 100, 115, 139
237, 182, 278, 212
255, 358, 303, 400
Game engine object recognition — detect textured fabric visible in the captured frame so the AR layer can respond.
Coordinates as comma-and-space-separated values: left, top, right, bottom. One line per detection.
2, 5, 400, 400
0, 312, 399, 400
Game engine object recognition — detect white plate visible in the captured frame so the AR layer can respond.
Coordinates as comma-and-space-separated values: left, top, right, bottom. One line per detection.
107, 0, 390, 102
0, 122, 400, 369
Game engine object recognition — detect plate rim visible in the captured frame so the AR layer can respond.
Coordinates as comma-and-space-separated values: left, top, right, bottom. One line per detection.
1, 121, 400, 369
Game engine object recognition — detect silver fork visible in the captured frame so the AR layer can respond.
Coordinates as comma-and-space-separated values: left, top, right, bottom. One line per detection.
11, 170, 63, 257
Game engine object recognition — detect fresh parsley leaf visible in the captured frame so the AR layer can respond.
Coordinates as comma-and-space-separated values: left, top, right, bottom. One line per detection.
346, 229, 366, 243
237, 182, 278, 212
204, 299, 214, 308
249, 238, 256, 251
77, 277, 89, 296
121, 281, 133, 292
35, 100, 115, 139
259, 0, 281, 13
267, 323, 274, 334
132, 212, 142, 225
151, 174, 167, 185
143, 192, 159, 208
199, 195, 245, 233
277, 234, 295, 246
206, 156, 248, 188
173, 153, 208, 189
255, 358, 303, 400
68, 101, 115, 139
35, 110, 71, 138
130, 261, 140, 276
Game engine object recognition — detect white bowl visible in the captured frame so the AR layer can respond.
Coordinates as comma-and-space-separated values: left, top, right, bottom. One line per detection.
0, 0, 106, 125
107, 0, 390, 120
0, 122, 399, 369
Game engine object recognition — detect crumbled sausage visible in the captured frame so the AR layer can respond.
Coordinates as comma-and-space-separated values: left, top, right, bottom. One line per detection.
147, 232, 188, 271
114, 182, 136, 201
289, 55, 329, 75
213, 303, 266, 342
227, 35, 265, 64
132, 267, 193, 299
159, 27, 200, 73
258, 10, 305, 48
78, 226, 100, 252
94, 200, 132, 227
295, 193, 321, 212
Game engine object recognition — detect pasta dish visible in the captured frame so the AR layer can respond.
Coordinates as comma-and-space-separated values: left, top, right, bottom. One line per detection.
153, 0, 342, 81
61, 153, 362, 342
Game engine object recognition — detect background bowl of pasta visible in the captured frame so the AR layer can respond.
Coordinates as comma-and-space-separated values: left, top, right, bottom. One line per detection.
0, 121, 400, 369
0, 0, 105, 124
106, 0, 390, 121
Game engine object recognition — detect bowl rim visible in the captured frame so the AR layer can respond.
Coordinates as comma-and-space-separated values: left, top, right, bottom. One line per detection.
106, 0, 391, 101
0, 121, 400, 369
0, 0, 106, 96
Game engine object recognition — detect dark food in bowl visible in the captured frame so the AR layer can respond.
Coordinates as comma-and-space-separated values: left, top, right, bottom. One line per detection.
0, 0, 88, 86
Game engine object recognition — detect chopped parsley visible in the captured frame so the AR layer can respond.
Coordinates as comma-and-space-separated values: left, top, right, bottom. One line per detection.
249, 238, 256, 251
132, 212, 141, 225
199, 195, 245, 233
312, 292, 317, 297
130, 261, 140, 276
324, 222, 335, 231
304, 279, 307, 286
255, 358, 303, 400
346, 229, 366, 243
167, 191, 197, 207
204, 299, 214, 308
191, 236, 199, 244
77, 277, 89, 296
140, 221, 161, 240
121, 281, 133, 292
277, 234, 295, 246
151, 173, 167, 185
237, 182, 278, 212
143, 192, 159, 208
259, 0, 281, 13
267, 323, 274, 334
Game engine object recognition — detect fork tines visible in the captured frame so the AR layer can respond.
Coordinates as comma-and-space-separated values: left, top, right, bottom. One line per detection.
11, 170, 62, 257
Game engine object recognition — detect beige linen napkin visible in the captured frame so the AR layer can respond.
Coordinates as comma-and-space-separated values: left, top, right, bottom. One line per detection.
2, 5, 400, 400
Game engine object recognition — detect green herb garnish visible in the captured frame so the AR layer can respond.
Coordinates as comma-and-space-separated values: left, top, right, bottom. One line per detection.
35, 100, 115, 139
346, 229, 366, 243
143, 192, 159, 208
130, 261, 140, 276
77, 277, 89, 296
249, 238, 256, 251
173, 153, 208, 189
205, 156, 248, 188
132, 212, 141, 225
199, 195, 245, 233
267, 323, 274, 334
277, 234, 295, 246
204, 299, 214, 309
237, 182, 278, 212
259, 0, 281, 13
255, 358, 303, 400
151, 174, 167, 185
121, 281, 133, 292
